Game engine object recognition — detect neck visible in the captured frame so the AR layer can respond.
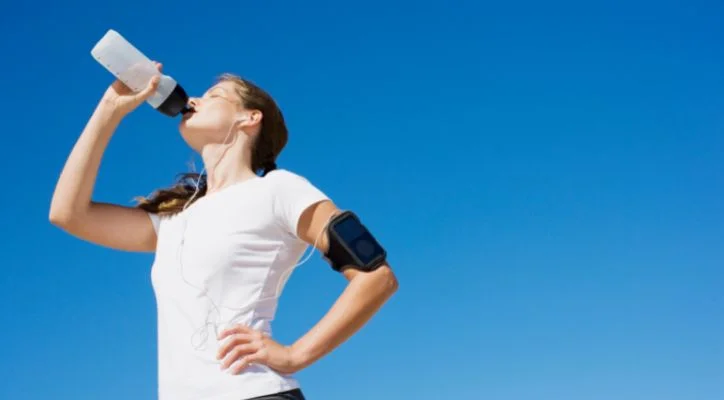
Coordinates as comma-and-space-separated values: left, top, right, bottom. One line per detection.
200, 138, 256, 193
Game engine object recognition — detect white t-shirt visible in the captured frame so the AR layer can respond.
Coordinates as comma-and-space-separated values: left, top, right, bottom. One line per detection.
147, 169, 329, 400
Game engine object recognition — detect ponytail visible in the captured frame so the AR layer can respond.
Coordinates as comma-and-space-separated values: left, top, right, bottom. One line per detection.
262, 160, 277, 177
135, 173, 207, 215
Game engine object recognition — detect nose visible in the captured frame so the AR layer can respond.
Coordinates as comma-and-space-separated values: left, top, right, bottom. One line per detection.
182, 97, 198, 114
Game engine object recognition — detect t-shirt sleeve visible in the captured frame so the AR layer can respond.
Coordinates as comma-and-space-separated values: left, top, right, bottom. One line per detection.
147, 212, 161, 235
272, 170, 330, 238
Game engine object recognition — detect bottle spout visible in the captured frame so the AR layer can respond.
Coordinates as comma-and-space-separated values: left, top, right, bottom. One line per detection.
181, 104, 195, 115
156, 83, 190, 117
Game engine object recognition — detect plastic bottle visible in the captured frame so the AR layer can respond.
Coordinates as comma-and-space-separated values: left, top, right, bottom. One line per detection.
90, 29, 192, 117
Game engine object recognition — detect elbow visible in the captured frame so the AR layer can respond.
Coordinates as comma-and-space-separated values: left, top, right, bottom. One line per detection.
49, 196, 89, 229
379, 265, 399, 297
49, 202, 81, 229
389, 272, 399, 295
49, 208, 72, 228
344, 264, 399, 297
49, 194, 69, 227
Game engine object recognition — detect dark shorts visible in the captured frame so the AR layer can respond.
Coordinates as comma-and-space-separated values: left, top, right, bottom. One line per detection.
248, 388, 305, 400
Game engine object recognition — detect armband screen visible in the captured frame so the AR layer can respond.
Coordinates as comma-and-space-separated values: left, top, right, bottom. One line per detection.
325, 211, 386, 272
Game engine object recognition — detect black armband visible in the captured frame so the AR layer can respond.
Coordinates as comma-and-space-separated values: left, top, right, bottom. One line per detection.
323, 211, 387, 272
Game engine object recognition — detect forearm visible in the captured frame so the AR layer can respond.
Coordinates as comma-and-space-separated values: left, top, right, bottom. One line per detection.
49, 102, 121, 223
289, 265, 398, 370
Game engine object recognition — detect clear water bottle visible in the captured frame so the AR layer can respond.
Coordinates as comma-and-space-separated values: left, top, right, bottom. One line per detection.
90, 29, 192, 117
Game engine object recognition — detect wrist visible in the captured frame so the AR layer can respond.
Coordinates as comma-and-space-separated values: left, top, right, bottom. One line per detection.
287, 343, 312, 372
95, 100, 125, 124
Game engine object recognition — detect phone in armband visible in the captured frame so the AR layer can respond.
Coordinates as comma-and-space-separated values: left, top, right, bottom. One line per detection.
325, 211, 387, 272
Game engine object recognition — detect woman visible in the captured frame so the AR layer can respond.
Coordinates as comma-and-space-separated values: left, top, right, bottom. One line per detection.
49, 62, 399, 400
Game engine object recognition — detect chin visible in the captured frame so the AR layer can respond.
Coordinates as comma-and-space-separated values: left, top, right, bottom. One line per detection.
179, 118, 205, 139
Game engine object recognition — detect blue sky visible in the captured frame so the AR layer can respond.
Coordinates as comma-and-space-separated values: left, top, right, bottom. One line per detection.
1, 1, 722, 399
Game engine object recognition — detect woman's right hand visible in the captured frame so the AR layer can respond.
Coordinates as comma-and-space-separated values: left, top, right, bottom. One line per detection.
100, 61, 163, 118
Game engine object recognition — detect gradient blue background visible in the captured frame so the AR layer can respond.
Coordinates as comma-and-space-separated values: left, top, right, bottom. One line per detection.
1, 1, 722, 399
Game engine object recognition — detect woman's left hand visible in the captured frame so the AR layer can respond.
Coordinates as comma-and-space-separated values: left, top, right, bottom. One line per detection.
216, 324, 300, 375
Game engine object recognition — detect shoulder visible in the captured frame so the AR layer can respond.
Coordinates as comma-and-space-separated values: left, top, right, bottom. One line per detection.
263, 169, 319, 192
264, 168, 310, 182
263, 169, 330, 235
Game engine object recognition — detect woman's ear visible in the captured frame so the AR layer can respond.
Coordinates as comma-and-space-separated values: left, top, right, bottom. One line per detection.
237, 110, 263, 127
237, 110, 264, 137
248, 109, 263, 125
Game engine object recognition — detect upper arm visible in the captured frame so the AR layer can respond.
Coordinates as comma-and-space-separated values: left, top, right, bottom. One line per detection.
272, 170, 396, 282
296, 199, 339, 255
296, 201, 397, 283
52, 201, 158, 253
295, 200, 355, 279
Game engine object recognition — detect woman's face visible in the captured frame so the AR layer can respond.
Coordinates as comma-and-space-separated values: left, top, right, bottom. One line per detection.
179, 80, 246, 152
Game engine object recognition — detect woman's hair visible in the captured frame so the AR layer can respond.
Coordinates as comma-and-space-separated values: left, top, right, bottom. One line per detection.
135, 74, 288, 216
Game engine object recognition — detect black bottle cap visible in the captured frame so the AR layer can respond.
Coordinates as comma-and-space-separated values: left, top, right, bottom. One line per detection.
157, 84, 190, 117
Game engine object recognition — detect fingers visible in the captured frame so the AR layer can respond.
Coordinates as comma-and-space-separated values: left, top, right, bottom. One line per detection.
216, 333, 253, 360
131, 61, 162, 102
129, 75, 159, 104
220, 343, 261, 369
216, 324, 269, 374
230, 352, 263, 374
218, 324, 253, 340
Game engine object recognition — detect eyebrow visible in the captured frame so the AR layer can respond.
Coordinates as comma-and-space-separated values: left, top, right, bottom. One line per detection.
204, 86, 229, 97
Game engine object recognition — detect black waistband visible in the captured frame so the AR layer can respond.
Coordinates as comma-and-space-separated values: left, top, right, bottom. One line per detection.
246, 388, 305, 400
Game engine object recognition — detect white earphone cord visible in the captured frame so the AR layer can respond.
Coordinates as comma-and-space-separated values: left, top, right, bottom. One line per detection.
176, 118, 333, 351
